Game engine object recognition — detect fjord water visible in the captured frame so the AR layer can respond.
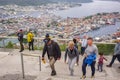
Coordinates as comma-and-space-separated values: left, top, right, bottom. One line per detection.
53, 0, 120, 18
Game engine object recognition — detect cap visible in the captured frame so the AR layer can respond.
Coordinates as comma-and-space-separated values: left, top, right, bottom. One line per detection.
46, 34, 49, 38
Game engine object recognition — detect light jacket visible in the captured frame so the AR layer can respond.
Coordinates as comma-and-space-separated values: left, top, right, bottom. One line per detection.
114, 42, 120, 55
65, 47, 79, 63
27, 32, 34, 42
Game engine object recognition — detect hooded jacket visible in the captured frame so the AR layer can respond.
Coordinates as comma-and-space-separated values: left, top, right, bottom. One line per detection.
27, 32, 34, 42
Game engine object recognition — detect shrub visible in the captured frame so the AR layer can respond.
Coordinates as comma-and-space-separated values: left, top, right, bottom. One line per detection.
60, 44, 67, 51
39, 46, 44, 50
23, 38, 27, 44
6, 41, 14, 48
96, 44, 115, 55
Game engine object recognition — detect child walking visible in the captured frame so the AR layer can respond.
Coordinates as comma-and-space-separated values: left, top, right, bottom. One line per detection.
97, 53, 107, 72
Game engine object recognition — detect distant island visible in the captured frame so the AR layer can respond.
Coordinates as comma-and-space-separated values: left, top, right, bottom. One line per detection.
0, 0, 93, 6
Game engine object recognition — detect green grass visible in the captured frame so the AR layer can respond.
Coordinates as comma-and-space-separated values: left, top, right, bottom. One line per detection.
60, 44, 67, 51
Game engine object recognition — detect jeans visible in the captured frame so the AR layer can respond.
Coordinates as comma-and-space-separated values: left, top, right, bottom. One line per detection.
97, 63, 103, 72
68, 57, 77, 75
117, 54, 120, 62
109, 54, 120, 66
81, 47, 86, 55
49, 57, 56, 72
82, 58, 96, 76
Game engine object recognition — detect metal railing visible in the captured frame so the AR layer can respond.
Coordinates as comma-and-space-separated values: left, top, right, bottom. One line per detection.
0, 36, 116, 52
20, 52, 41, 79
0, 36, 116, 44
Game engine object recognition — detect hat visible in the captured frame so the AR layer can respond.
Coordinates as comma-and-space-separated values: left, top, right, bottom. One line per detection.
44, 38, 51, 44
46, 34, 49, 38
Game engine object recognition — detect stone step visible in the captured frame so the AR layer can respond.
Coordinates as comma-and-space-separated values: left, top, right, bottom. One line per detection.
35, 72, 106, 80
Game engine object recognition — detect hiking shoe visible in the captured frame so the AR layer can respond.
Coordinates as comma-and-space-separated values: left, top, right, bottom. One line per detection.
75, 63, 79, 66
51, 71, 56, 76
19, 50, 24, 52
75, 63, 77, 66
80, 75, 86, 79
106, 65, 112, 67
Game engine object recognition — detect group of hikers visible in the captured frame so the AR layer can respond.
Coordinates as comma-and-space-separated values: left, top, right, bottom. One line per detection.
17, 29, 120, 79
